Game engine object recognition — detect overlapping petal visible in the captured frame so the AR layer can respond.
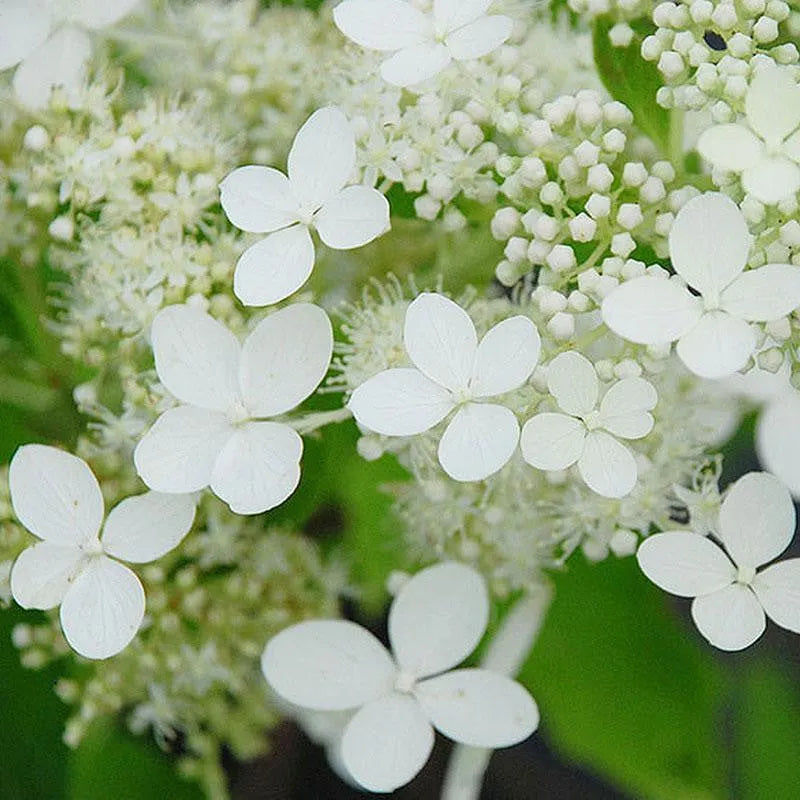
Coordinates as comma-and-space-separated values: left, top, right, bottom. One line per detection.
389, 562, 488, 679
314, 185, 390, 250
470, 316, 540, 398
577, 430, 637, 498
101, 492, 196, 564
697, 123, 763, 172
261, 620, 396, 711
239, 303, 333, 418
637, 532, 736, 597
690, 583, 765, 651
742, 157, 800, 204
380, 43, 451, 87
519, 413, 586, 471
68, 0, 141, 29
445, 15, 512, 60
151, 305, 241, 411
219, 166, 300, 234
675, 311, 755, 379
752, 559, 800, 634
433, 0, 491, 32
9, 444, 104, 546
333, 0, 432, 51
720, 264, 800, 322
745, 67, 800, 145
547, 351, 598, 417
437, 402, 519, 482
233, 225, 315, 307
0, 0, 52, 70
598, 378, 657, 440
11, 543, 86, 610
756, 391, 800, 497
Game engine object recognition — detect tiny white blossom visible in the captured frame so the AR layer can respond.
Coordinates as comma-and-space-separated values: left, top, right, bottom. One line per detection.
348, 292, 541, 482
134, 303, 333, 514
333, 0, 513, 88
638, 472, 800, 651
520, 352, 657, 499
9, 445, 195, 659
261, 562, 539, 793
0, 0, 140, 108
697, 66, 800, 205
602, 193, 800, 379
220, 106, 390, 307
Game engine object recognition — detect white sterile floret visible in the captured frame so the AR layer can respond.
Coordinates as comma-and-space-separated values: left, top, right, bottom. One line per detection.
9, 445, 195, 659
220, 106, 390, 307
602, 192, 800, 379
697, 66, 800, 204
0, 0, 140, 108
261, 562, 539, 793
333, 0, 513, 88
134, 303, 333, 514
637, 472, 800, 651
348, 293, 541, 482
520, 352, 657, 498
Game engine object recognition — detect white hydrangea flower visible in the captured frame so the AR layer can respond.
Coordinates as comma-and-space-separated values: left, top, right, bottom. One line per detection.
520, 352, 657, 498
348, 292, 541, 481
697, 67, 800, 205
261, 562, 539, 793
134, 303, 333, 515
0, 0, 140, 108
9, 444, 195, 659
333, 0, 513, 88
637, 472, 800, 651
602, 193, 800, 379
220, 106, 390, 307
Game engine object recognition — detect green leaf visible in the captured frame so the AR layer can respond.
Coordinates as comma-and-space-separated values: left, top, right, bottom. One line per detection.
592, 17, 672, 157
521, 556, 729, 800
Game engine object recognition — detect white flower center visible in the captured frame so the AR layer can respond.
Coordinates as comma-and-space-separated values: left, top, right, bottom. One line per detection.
297, 206, 317, 227
394, 670, 417, 694
82, 538, 103, 557
452, 386, 475, 405
583, 410, 602, 430
736, 564, 756, 585
226, 398, 250, 426
703, 293, 721, 312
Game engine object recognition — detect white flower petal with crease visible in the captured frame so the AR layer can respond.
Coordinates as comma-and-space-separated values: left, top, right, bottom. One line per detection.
437, 402, 519, 481
470, 316, 540, 398
697, 123, 763, 172
333, 0, 432, 51
0, 0, 52, 70
11, 543, 86, 610
9, 444, 104, 547
434, 0, 491, 32
219, 166, 300, 234
262, 619, 396, 711
756, 391, 800, 497
742, 157, 800, 205
314, 184, 390, 250
752, 559, 800, 634
547, 351, 598, 417
415, 668, 539, 747
745, 67, 800, 145
59, 556, 146, 660
578, 430, 638, 498
676, 311, 755, 379
389, 562, 489, 679
720, 264, 800, 322
637, 532, 736, 597
68, 0, 141, 28
691, 583, 765, 651
598, 378, 657, 440
445, 15, 512, 60
520, 413, 586, 471
380, 43, 451, 87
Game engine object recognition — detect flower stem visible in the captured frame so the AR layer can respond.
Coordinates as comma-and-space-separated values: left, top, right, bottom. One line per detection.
287, 407, 352, 435
440, 584, 552, 800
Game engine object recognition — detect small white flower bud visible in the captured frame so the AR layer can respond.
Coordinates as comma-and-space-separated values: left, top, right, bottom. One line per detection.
616, 203, 644, 230
779, 220, 800, 247
558, 155, 580, 182
654, 211, 674, 235
740, 195, 765, 224
602, 128, 627, 153
23, 125, 49, 151
641, 35, 663, 61
357, 436, 384, 461
505, 236, 530, 263
533, 215, 559, 241
491, 208, 521, 240
690, 0, 714, 23
496, 259, 521, 286
538, 289, 568, 315
614, 358, 643, 378
622, 259, 647, 279
540, 181, 564, 206
575, 99, 603, 126
546, 244, 577, 272
519, 156, 547, 186
496, 155, 516, 177
622, 162, 648, 187
611, 232, 637, 257
526, 119, 553, 147
711, 2, 738, 28
586, 193, 611, 219
640, 176, 667, 203
610, 529, 638, 557
672, 31, 695, 54
757, 347, 785, 372
603, 101, 633, 126
414, 195, 441, 220
609, 22, 634, 46
546, 312, 575, 339
568, 290, 590, 312
578, 268, 601, 293
587, 163, 614, 192
753, 15, 779, 41
574, 140, 601, 167
658, 51, 685, 80
765, 317, 791, 340
601, 257, 624, 276
457, 123, 484, 150
569, 213, 597, 242
48, 216, 74, 241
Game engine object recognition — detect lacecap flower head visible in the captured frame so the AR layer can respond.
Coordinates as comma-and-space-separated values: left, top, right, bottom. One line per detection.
9, 444, 195, 659
261, 562, 539, 792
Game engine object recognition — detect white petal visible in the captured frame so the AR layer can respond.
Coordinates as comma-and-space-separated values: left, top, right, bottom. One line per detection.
59, 556, 145, 659
601, 276, 702, 345
240, 303, 333, 417
598, 377, 657, 440
314, 185, 390, 250
380, 43, 451, 87
341, 694, 435, 793
437, 402, 519, 482
785, 129, 800, 164
470, 316, 541, 398
745, 67, 800, 146
636, 532, 736, 597
288, 107, 355, 210
133, 407, 232, 493
669, 193, 751, 298
578, 430, 638, 498
11, 543, 85, 610
752, 559, 800, 634
150, 304, 241, 411
742, 156, 800, 205
101, 492, 196, 564
434, 0, 490, 31
519, 413, 585, 471
546, 351, 598, 416
676, 311, 755, 379
0, 0, 51, 70
219, 166, 299, 234
233, 225, 315, 307
721, 264, 800, 322
445, 15, 512, 60
691, 583, 765, 651
348, 368, 454, 436
333, 0, 432, 51
9, 444, 103, 546
696, 124, 763, 172
415, 668, 538, 747
389, 562, 489, 678
67, 0, 140, 28
404, 293, 477, 393
209, 421, 303, 515
261, 619, 396, 711
718, 471, 795, 569
756, 391, 800, 498
13, 26, 91, 109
